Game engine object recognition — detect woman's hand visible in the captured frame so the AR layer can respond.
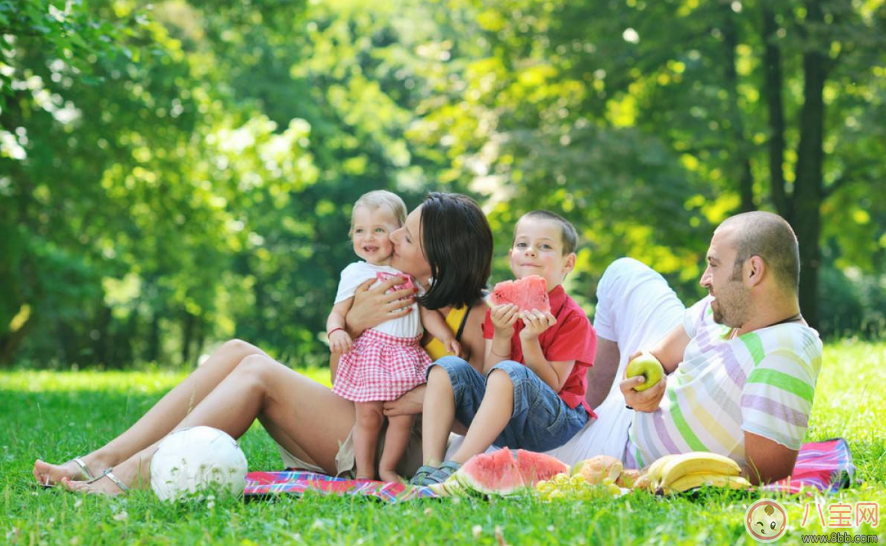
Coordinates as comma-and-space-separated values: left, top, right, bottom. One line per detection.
346, 277, 416, 336
382, 384, 426, 417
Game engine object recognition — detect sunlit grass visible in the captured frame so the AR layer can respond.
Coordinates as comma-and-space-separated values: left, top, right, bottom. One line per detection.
1, 342, 883, 545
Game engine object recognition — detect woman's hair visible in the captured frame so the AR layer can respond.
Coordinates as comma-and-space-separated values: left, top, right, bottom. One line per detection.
418, 192, 493, 310
350, 190, 407, 235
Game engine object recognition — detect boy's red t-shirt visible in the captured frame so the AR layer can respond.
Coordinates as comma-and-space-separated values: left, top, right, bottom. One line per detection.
482, 284, 597, 418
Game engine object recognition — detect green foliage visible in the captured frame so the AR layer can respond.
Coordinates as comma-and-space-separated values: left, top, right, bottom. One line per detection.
1, 0, 884, 368
1, 341, 884, 544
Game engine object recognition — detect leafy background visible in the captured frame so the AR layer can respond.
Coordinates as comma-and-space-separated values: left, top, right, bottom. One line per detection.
2, 0, 884, 370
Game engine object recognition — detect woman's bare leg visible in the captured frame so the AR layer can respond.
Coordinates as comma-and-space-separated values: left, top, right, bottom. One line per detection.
353, 401, 384, 481
63, 354, 357, 495
34, 339, 266, 486
378, 413, 414, 483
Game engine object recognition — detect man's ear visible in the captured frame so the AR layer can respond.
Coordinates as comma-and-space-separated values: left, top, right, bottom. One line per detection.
746, 255, 765, 288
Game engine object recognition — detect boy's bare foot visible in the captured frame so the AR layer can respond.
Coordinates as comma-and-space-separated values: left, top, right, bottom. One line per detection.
378, 469, 402, 484
33, 457, 107, 487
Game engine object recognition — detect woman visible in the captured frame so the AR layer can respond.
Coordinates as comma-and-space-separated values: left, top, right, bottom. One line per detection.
33, 192, 493, 495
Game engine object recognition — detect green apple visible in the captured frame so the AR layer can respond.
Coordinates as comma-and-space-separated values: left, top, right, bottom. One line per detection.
626, 351, 664, 392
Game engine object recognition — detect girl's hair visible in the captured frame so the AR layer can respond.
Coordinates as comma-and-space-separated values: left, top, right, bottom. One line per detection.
418, 192, 493, 310
350, 190, 407, 234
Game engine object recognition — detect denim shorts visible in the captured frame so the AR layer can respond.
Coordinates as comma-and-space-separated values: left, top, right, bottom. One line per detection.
428, 356, 589, 452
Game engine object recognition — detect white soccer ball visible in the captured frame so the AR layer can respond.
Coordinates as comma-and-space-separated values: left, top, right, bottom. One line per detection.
150, 426, 248, 502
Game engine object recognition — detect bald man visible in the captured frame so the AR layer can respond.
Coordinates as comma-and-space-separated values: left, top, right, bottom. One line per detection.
546, 211, 822, 484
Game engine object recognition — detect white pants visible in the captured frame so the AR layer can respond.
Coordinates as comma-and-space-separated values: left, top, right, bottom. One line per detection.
542, 258, 685, 466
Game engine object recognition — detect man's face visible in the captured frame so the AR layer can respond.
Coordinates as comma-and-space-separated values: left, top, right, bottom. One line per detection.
699, 227, 751, 328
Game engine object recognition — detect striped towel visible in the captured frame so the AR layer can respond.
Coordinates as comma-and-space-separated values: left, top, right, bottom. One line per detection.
243, 471, 436, 503
243, 438, 855, 500
760, 437, 856, 495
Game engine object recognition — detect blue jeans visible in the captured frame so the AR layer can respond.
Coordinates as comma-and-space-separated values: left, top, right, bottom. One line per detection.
429, 356, 589, 452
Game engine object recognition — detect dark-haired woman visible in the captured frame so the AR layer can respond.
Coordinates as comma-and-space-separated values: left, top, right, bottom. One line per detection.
33, 193, 494, 495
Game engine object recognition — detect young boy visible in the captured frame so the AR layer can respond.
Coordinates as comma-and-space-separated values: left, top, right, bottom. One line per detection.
411, 210, 597, 485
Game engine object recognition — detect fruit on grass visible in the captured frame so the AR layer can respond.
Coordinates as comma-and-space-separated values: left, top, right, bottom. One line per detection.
616, 469, 642, 489
573, 455, 623, 485
454, 448, 568, 496
664, 473, 751, 494
625, 352, 665, 392
638, 452, 747, 495
535, 473, 623, 501
657, 452, 741, 490
643, 454, 681, 490
488, 275, 550, 313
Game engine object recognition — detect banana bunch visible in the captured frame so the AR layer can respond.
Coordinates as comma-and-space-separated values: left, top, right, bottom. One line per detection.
641, 452, 752, 495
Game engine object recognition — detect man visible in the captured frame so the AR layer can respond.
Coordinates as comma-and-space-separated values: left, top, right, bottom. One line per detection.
548, 211, 822, 484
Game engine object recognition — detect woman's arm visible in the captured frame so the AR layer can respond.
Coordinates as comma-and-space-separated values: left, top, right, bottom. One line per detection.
344, 277, 416, 338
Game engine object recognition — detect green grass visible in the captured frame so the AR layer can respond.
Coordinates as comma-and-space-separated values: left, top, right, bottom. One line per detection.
1, 342, 884, 545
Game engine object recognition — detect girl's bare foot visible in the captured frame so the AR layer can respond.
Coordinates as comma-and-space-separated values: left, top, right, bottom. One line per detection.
61, 458, 145, 497
33, 456, 108, 487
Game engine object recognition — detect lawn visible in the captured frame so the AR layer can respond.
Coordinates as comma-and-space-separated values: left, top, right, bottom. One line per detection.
1, 341, 884, 545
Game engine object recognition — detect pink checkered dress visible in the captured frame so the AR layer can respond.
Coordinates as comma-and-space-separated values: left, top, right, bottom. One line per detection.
332, 329, 432, 402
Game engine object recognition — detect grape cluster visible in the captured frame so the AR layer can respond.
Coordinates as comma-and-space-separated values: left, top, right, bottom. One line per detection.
535, 473, 623, 501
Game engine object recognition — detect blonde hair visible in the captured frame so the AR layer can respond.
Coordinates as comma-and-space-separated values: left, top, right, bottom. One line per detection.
350, 190, 407, 234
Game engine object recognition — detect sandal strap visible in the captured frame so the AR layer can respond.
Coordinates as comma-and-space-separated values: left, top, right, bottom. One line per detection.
87, 468, 130, 492
72, 457, 95, 481
426, 461, 461, 485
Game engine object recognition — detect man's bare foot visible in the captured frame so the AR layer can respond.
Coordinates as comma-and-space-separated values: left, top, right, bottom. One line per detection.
33, 457, 106, 487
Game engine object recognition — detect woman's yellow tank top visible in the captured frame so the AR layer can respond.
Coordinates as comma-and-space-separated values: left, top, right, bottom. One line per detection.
422, 306, 469, 360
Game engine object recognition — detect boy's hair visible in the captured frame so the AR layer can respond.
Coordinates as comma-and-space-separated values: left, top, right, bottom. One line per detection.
351, 190, 407, 233
517, 210, 578, 255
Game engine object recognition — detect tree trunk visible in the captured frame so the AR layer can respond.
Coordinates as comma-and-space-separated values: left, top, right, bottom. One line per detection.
793, 0, 826, 328
181, 311, 195, 365
723, 4, 755, 212
761, 6, 790, 221
146, 312, 160, 363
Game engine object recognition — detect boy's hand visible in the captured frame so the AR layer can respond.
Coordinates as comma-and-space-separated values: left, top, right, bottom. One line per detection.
329, 330, 353, 354
446, 338, 462, 358
490, 303, 519, 335
518, 310, 557, 340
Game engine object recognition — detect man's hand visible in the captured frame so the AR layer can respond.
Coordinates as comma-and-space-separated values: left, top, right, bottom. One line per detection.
489, 303, 519, 336
519, 309, 557, 341
620, 373, 667, 412
328, 330, 353, 354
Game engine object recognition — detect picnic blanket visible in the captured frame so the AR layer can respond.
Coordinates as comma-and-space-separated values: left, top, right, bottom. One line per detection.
760, 438, 856, 495
243, 438, 855, 502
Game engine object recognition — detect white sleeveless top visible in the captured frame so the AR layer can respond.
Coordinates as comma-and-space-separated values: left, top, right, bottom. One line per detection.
334, 261, 423, 338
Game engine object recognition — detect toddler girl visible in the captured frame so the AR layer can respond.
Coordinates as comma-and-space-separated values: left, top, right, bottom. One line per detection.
326, 190, 459, 482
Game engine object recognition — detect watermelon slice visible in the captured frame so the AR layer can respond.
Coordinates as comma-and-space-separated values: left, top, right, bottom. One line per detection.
488, 275, 550, 313
454, 448, 568, 496
376, 271, 416, 300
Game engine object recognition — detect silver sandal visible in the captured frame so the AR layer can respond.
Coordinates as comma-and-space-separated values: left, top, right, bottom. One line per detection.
84, 468, 130, 493
72, 457, 96, 481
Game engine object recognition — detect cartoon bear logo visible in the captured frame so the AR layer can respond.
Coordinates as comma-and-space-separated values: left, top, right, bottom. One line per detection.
745, 499, 789, 542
